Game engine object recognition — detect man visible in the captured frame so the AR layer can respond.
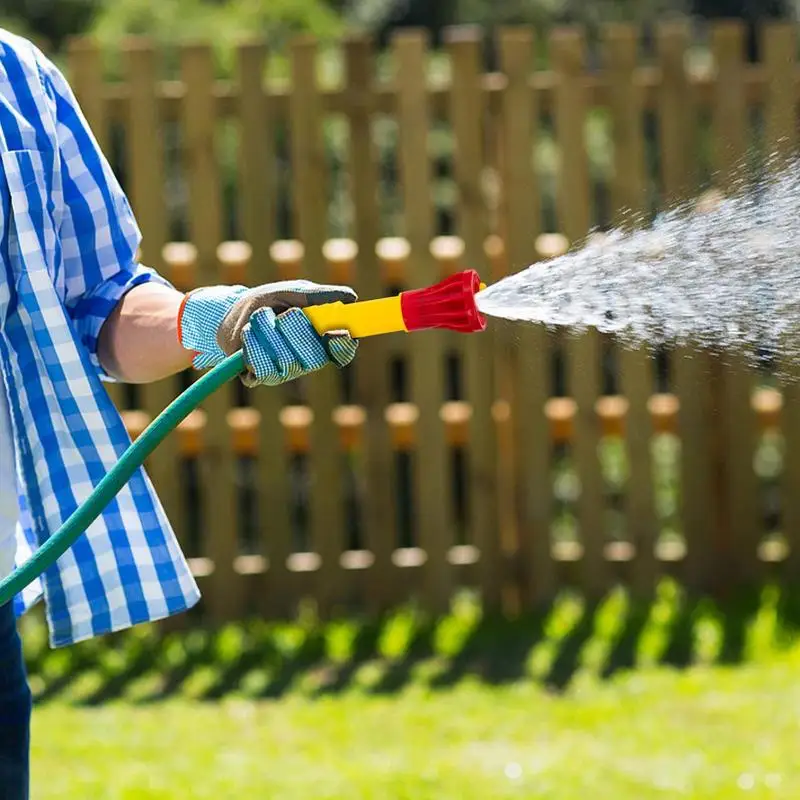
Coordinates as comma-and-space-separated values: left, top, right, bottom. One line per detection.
0, 29, 358, 799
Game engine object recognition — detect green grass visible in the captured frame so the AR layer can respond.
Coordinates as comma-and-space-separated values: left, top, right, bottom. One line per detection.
31, 652, 800, 799
21, 580, 800, 798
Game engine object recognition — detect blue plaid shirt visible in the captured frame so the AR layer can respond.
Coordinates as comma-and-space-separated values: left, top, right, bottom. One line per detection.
0, 30, 200, 647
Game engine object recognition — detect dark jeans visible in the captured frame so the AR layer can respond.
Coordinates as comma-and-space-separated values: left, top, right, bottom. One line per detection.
0, 600, 30, 800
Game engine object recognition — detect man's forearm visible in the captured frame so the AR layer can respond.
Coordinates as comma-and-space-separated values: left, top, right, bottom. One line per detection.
98, 282, 194, 383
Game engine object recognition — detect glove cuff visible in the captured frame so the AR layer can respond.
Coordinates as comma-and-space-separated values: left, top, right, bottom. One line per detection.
178, 285, 248, 369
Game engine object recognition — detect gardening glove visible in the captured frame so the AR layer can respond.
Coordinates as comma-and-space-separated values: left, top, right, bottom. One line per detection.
178, 280, 359, 387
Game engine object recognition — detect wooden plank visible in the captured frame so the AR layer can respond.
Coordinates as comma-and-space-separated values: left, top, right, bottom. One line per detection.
445, 26, 501, 611
498, 27, 554, 607
289, 37, 346, 616
762, 23, 797, 163
604, 23, 658, 595
605, 24, 647, 223
101, 66, 790, 127
394, 29, 453, 613
781, 382, 800, 582
237, 39, 276, 273
66, 38, 110, 154
66, 39, 125, 411
344, 34, 397, 611
674, 342, 715, 591
236, 39, 294, 616
711, 22, 749, 183
761, 23, 800, 580
657, 21, 713, 591
123, 39, 184, 550
552, 27, 609, 597
782, 378, 800, 582
484, 44, 517, 611
181, 43, 242, 620
710, 21, 761, 588
656, 21, 693, 204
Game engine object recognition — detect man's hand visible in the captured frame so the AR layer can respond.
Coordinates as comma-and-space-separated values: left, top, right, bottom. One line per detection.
177, 281, 360, 387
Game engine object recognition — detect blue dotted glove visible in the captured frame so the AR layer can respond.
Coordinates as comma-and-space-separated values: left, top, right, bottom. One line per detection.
178, 280, 359, 387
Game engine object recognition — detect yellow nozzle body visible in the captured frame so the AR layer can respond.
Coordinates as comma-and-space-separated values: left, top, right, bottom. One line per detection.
304, 295, 407, 337
304, 279, 487, 338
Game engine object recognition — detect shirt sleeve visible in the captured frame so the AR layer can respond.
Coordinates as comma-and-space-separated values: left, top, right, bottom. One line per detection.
35, 49, 173, 380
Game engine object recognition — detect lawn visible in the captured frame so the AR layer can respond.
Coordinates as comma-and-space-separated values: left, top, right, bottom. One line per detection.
24, 580, 800, 799
32, 658, 800, 799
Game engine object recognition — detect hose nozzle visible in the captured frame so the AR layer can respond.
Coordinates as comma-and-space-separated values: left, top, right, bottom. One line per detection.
400, 270, 486, 333
304, 270, 486, 338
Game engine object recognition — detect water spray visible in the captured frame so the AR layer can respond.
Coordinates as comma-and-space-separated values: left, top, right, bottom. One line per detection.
0, 270, 487, 606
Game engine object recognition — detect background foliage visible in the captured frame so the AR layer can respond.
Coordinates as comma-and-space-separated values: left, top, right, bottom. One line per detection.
0, 0, 796, 55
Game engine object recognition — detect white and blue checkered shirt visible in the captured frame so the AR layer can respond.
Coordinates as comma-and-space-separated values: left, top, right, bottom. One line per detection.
0, 30, 200, 647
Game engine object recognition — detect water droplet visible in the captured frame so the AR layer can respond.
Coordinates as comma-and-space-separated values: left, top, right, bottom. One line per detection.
765, 773, 782, 789
737, 773, 755, 791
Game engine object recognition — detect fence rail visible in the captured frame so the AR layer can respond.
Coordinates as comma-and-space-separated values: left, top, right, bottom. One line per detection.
61, 19, 800, 623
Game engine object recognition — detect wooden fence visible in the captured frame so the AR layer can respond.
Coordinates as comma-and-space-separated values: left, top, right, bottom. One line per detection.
63, 19, 800, 623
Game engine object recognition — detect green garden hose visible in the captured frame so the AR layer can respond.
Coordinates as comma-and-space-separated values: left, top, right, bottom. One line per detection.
0, 350, 246, 607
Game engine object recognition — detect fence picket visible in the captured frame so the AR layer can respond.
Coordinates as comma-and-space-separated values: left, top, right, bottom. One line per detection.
236, 39, 295, 615
656, 22, 714, 591
66, 39, 126, 412
122, 40, 185, 558
445, 26, 501, 610
498, 27, 554, 607
394, 29, 453, 612
761, 23, 797, 162
604, 23, 659, 594
761, 23, 800, 580
552, 27, 609, 596
181, 43, 242, 619
710, 21, 761, 588
344, 35, 398, 611
289, 37, 347, 616
656, 22, 693, 204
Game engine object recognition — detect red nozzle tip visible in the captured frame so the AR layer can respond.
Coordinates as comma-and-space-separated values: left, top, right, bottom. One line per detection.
400, 270, 486, 334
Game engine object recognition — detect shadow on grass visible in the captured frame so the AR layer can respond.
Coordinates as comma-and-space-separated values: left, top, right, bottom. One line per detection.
258, 628, 327, 699
659, 594, 697, 668
545, 598, 602, 690
600, 599, 652, 679
77, 635, 163, 706
369, 619, 437, 695
311, 622, 383, 697
718, 588, 762, 665
428, 613, 548, 689
28, 580, 800, 706
32, 648, 100, 705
